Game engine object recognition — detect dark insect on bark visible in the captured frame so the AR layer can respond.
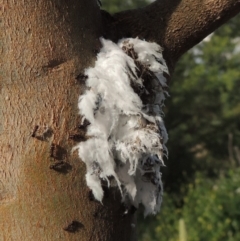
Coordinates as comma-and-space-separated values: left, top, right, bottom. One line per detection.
49, 144, 67, 160
31, 125, 52, 141
69, 134, 85, 142
50, 143, 55, 158
41, 127, 53, 140
31, 125, 39, 137
78, 119, 90, 130
75, 73, 87, 83
49, 161, 72, 173
63, 220, 83, 233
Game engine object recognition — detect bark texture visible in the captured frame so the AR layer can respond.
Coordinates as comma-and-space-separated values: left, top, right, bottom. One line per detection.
1, 0, 240, 240
0, 1, 134, 240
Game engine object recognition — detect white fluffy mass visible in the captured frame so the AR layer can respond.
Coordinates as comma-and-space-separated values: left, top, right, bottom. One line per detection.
75, 37, 169, 215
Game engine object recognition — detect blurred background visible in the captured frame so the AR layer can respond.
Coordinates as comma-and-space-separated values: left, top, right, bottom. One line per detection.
102, 1, 240, 240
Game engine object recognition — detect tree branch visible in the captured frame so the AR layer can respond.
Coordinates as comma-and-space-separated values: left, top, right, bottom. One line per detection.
103, 0, 240, 72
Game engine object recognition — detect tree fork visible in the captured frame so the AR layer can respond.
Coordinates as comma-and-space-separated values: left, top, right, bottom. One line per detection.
103, 0, 240, 72
0, 1, 134, 240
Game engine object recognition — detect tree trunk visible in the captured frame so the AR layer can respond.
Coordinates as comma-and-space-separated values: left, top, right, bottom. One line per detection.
0, 1, 134, 240
1, 0, 240, 240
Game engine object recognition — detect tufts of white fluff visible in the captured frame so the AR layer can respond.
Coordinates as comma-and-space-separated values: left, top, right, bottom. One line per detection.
74, 37, 169, 215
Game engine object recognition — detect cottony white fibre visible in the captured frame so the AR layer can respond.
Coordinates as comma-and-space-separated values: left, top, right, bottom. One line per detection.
75, 37, 169, 215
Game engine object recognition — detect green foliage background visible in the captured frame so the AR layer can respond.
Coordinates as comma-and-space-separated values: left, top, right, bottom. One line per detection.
101, 1, 240, 240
